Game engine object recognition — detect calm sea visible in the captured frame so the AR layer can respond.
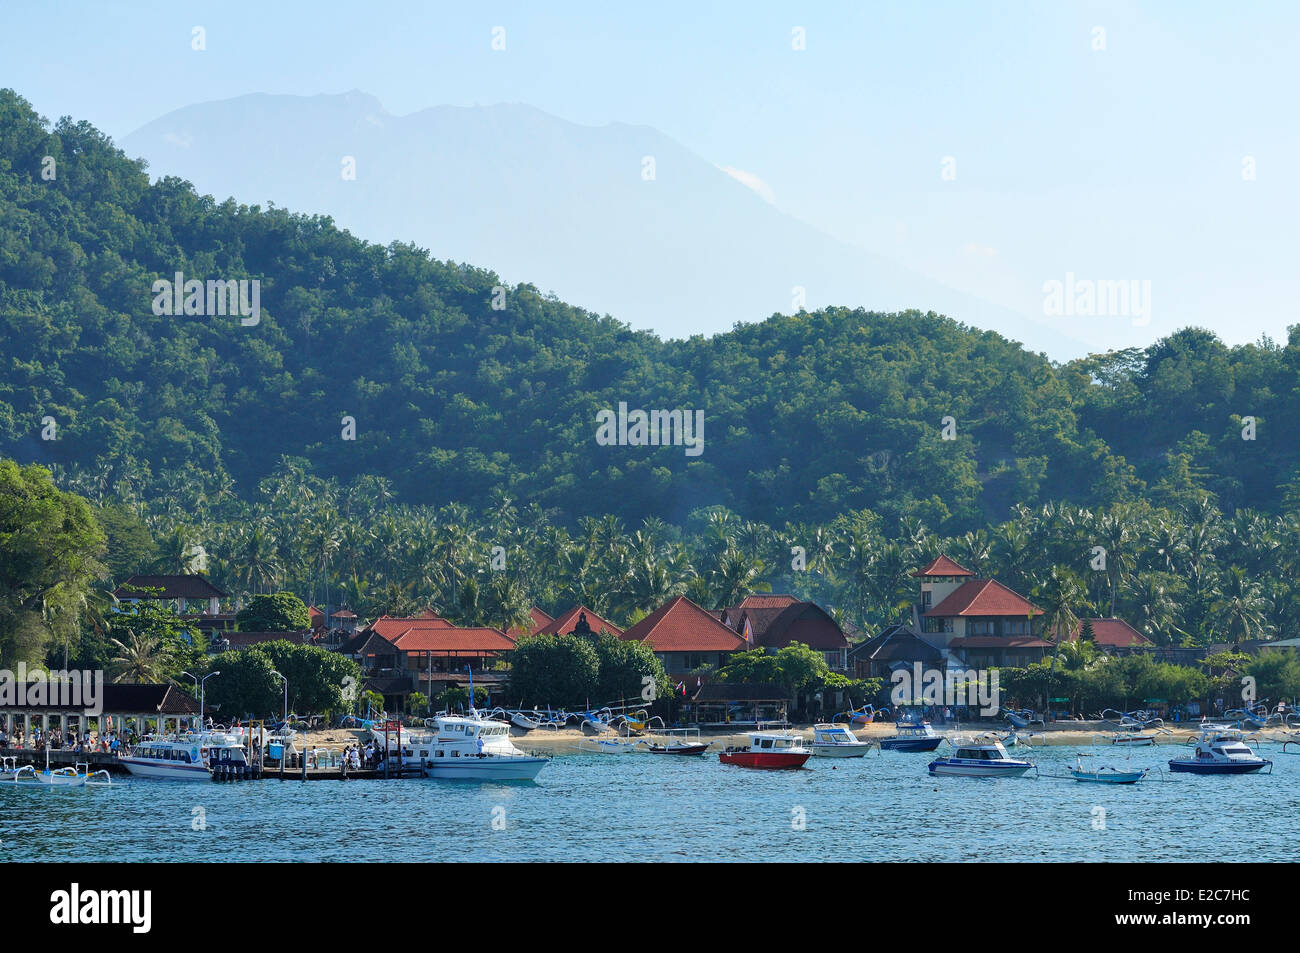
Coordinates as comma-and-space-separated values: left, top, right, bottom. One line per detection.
2, 744, 1296, 862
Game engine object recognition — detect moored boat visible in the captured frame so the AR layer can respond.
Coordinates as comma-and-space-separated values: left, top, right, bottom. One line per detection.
1168, 727, 1272, 775
119, 731, 248, 781
1070, 754, 1147, 784
643, 728, 710, 755
928, 737, 1034, 777
422, 712, 548, 780
719, 732, 811, 770
809, 723, 872, 758
879, 721, 944, 752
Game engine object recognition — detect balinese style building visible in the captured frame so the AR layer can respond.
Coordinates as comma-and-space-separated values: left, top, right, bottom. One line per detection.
914, 556, 1052, 668
1068, 618, 1153, 654
506, 606, 555, 640
532, 606, 623, 640
718, 595, 850, 671
620, 596, 747, 675
113, 574, 227, 616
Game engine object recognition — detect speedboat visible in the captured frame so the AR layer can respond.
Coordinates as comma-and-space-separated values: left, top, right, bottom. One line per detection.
422, 712, 548, 780
928, 737, 1034, 777
1070, 754, 1147, 784
879, 721, 944, 752
119, 731, 248, 780
809, 723, 872, 758
1168, 727, 1272, 775
719, 732, 811, 770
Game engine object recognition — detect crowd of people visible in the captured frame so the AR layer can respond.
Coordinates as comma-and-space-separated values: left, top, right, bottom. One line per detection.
0, 725, 137, 754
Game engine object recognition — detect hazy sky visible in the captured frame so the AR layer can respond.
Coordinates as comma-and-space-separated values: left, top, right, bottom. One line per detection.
5, 0, 1297, 355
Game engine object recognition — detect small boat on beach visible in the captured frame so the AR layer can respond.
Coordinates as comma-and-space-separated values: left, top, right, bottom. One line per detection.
928, 737, 1034, 777
808, 723, 872, 758
1168, 727, 1272, 775
879, 721, 944, 752
719, 732, 811, 770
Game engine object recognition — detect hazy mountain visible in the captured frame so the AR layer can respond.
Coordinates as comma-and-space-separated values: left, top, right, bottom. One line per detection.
121, 91, 1083, 357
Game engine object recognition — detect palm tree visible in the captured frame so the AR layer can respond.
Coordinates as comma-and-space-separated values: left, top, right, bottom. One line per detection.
1211, 567, 1273, 645
109, 630, 169, 683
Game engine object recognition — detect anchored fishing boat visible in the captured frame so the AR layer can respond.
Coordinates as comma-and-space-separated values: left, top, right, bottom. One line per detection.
0, 755, 31, 781
808, 723, 872, 758
879, 721, 944, 752
1070, 753, 1147, 784
719, 732, 811, 770
11, 749, 111, 787
643, 728, 711, 755
928, 736, 1034, 777
422, 712, 548, 780
1168, 727, 1272, 775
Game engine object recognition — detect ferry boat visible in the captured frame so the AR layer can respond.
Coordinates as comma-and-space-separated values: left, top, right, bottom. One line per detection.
1168, 727, 1272, 775
879, 721, 944, 752
420, 713, 548, 780
119, 732, 249, 781
718, 732, 811, 770
927, 737, 1034, 777
809, 723, 872, 758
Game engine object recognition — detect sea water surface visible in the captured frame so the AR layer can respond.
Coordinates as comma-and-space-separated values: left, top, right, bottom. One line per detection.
2, 743, 1297, 862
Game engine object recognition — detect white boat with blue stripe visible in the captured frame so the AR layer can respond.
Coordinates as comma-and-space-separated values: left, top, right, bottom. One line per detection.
928, 735, 1034, 777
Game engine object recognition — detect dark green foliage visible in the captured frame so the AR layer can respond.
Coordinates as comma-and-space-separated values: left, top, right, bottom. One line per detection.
506, 635, 601, 708
235, 592, 310, 632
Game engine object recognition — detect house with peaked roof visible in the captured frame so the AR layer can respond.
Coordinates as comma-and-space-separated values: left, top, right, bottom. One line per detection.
620, 595, 747, 675
913, 555, 1051, 668
506, 606, 554, 640
719, 595, 850, 671
849, 622, 959, 680
1069, 618, 1153, 654
113, 574, 227, 616
533, 606, 623, 639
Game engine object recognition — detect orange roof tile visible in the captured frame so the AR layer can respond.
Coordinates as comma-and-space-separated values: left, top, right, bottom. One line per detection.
506, 606, 554, 641
1070, 618, 1152, 648
925, 579, 1043, 618
389, 624, 515, 654
736, 594, 800, 609
912, 555, 976, 578
534, 605, 623, 638
620, 596, 748, 653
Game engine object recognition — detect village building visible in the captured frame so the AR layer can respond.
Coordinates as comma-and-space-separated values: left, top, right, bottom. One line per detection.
506, 606, 555, 640
0, 683, 200, 746
619, 595, 747, 675
112, 573, 227, 616
532, 605, 623, 640
682, 681, 791, 728
1068, 618, 1153, 655
718, 594, 850, 671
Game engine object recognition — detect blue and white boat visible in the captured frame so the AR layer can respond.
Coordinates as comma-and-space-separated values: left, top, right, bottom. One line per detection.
879, 721, 943, 752
1168, 727, 1272, 775
928, 736, 1034, 777
1070, 754, 1147, 784
809, 723, 872, 758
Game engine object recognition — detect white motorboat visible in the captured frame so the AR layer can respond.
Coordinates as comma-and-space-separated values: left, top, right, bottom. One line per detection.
1168, 727, 1272, 775
928, 737, 1034, 777
420, 712, 548, 780
808, 723, 872, 758
119, 731, 248, 781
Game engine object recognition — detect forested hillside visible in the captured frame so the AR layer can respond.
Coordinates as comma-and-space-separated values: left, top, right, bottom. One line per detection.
1, 87, 1298, 534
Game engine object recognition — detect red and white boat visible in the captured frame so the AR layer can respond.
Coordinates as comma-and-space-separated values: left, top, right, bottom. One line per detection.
718, 732, 811, 770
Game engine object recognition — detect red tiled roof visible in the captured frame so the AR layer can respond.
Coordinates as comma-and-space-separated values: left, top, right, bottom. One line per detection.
926, 579, 1043, 618
722, 603, 848, 650
367, 614, 454, 639
1070, 618, 1152, 648
507, 606, 554, 640
912, 555, 975, 578
534, 605, 623, 638
620, 596, 748, 653
736, 594, 800, 609
389, 624, 515, 654
948, 636, 1052, 649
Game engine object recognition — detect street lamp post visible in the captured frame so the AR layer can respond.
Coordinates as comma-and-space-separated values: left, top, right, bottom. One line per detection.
179, 671, 199, 733
271, 670, 287, 727
199, 672, 220, 730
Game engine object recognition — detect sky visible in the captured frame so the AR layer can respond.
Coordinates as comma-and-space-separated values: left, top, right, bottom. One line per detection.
3, 0, 1297, 356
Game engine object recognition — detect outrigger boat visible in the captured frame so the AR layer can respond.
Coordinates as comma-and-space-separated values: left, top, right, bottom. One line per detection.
1070, 753, 1147, 784
879, 720, 944, 752
642, 728, 711, 755
0, 755, 32, 781
1168, 726, 1272, 775
808, 723, 872, 758
719, 732, 811, 770
928, 736, 1034, 777
11, 749, 111, 787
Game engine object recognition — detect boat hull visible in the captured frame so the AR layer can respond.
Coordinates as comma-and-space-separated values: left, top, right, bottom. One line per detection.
119, 759, 212, 781
1071, 770, 1146, 784
928, 759, 1032, 777
645, 744, 710, 756
424, 756, 547, 781
719, 751, 810, 769
809, 744, 871, 758
880, 737, 943, 752
1168, 759, 1271, 775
